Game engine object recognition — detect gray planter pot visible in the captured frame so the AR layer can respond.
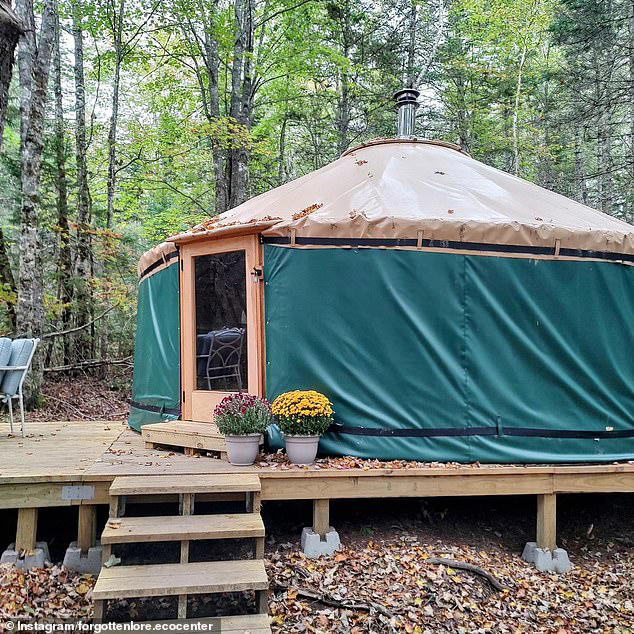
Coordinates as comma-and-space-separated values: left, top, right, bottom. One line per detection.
224, 434, 261, 466
284, 434, 320, 465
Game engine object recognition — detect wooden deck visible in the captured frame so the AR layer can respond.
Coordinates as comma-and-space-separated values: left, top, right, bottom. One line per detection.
1, 421, 634, 554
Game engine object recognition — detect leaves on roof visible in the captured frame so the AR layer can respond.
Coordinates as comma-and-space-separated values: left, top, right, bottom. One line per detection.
292, 203, 324, 221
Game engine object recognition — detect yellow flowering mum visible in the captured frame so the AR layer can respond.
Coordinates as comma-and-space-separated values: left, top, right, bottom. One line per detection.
272, 390, 334, 436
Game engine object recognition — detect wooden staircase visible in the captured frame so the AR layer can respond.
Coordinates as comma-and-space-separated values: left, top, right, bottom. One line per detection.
93, 474, 270, 632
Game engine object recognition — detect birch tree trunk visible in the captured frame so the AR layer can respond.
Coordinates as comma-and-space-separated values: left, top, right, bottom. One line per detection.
0, 0, 23, 147
15, 0, 35, 145
72, 0, 93, 361
53, 10, 72, 365
14, 0, 56, 403
511, 37, 528, 176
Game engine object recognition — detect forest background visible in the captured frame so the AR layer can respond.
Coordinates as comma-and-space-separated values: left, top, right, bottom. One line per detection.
0, 0, 632, 403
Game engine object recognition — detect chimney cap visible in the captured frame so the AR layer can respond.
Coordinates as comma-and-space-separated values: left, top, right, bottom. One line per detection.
394, 88, 420, 106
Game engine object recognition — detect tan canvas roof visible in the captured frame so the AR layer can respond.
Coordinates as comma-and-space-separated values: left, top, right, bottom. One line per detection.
165, 138, 634, 259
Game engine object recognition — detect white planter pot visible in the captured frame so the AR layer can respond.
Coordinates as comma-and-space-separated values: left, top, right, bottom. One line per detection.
224, 434, 261, 466
284, 435, 320, 465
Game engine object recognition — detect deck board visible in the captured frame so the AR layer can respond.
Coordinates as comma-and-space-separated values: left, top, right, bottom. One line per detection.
101, 513, 265, 543
92, 559, 268, 599
0, 421, 123, 483
1, 421, 634, 507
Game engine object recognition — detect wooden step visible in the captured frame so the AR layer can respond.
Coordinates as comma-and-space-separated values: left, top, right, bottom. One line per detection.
109, 473, 261, 496
101, 513, 265, 544
142, 421, 228, 453
137, 614, 271, 633
93, 560, 268, 600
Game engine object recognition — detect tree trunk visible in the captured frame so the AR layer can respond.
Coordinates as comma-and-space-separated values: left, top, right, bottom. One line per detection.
336, 3, 351, 155
595, 49, 612, 215
15, 0, 34, 148
574, 126, 588, 205
0, 0, 23, 148
204, 23, 228, 213
106, 0, 124, 229
228, 0, 251, 209
14, 0, 56, 404
0, 227, 16, 332
72, 0, 92, 362
629, 0, 634, 221
278, 111, 288, 185
406, 0, 417, 88
511, 37, 528, 176
53, 9, 72, 365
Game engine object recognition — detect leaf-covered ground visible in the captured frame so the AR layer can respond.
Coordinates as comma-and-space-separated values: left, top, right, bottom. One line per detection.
2, 495, 633, 633
27, 374, 131, 422
266, 537, 633, 633
0, 564, 94, 625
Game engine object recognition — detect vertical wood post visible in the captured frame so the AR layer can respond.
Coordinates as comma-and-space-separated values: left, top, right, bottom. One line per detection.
313, 499, 329, 539
178, 493, 193, 619
247, 491, 261, 513
257, 589, 269, 614
536, 493, 557, 551
78, 505, 96, 555
93, 599, 104, 624
109, 495, 121, 518
16, 508, 38, 552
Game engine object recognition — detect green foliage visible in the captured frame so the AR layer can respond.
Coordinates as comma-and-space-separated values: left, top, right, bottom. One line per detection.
1, 0, 632, 373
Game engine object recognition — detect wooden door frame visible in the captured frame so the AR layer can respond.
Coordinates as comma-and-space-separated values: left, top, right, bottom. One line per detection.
179, 234, 265, 422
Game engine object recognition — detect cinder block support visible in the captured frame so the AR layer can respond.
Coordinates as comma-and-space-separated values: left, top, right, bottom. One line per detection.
1, 542, 50, 569
301, 527, 340, 558
63, 541, 102, 575
523, 493, 571, 573
536, 493, 557, 551
302, 498, 340, 558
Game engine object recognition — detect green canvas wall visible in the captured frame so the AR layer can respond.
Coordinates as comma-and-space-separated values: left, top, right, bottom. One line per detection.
264, 245, 634, 463
128, 262, 181, 431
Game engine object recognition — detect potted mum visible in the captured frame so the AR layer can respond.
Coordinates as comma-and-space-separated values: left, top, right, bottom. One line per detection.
271, 390, 334, 465
214, 393, 272, 466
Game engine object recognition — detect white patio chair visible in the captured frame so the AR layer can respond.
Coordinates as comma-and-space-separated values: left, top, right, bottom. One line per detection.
0, 338, 39, 437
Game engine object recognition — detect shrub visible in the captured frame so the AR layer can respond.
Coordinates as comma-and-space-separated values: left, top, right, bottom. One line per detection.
271, 390, 334, 436
213, 393, 272, 436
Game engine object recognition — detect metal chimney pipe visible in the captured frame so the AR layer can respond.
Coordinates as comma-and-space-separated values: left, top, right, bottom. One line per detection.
394, 88, 420, 137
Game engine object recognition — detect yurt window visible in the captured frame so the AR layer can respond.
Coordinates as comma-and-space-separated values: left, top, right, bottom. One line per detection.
193, 250, 248, 392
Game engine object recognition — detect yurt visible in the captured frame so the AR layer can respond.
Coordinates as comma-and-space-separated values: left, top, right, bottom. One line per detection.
129, 92, 634, 464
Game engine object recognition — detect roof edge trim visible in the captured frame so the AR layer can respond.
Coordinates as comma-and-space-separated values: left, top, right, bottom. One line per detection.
167, 219, 280, 245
